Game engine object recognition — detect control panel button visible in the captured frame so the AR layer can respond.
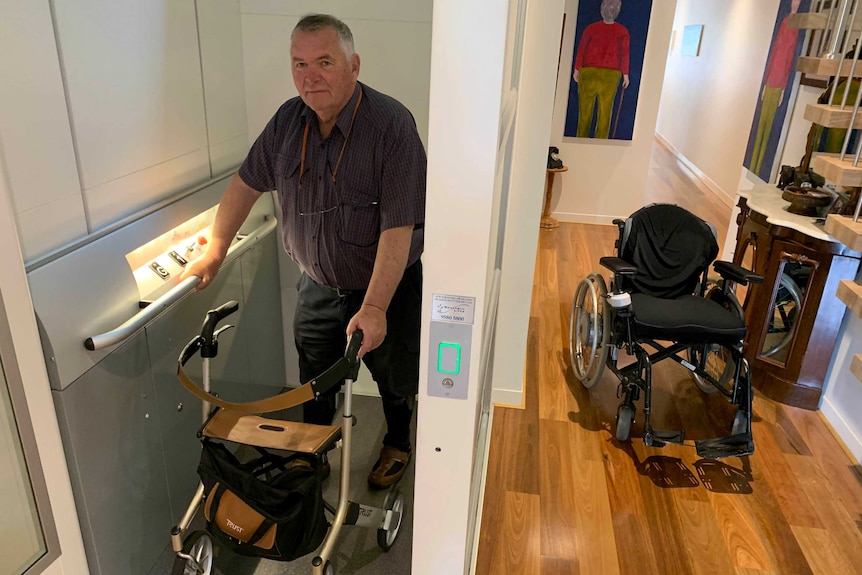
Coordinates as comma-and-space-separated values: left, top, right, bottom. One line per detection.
149, 261, 170, 280
437, 342, 461, 374
168, 250, 188, 266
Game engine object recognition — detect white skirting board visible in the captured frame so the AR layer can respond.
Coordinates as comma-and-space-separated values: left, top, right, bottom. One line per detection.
491, 388, 524, 408
820, 396, 862, 464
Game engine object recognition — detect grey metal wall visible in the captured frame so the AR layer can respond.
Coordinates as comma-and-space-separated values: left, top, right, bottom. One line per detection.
51, 234, 284, 575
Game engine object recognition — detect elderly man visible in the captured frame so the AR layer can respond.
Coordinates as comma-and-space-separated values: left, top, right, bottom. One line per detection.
183, 13, 426, 489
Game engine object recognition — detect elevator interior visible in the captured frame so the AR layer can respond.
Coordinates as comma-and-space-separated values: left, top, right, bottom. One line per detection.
26, 174, 290, 574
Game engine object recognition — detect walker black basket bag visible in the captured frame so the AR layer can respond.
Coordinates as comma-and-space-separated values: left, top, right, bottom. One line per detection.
197, 439, 328, 561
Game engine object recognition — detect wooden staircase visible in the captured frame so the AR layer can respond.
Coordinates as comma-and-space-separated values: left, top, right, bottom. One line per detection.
791, 4, 862, 385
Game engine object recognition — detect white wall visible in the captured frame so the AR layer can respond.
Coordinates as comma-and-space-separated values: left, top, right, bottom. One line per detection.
823, 312, 862, 462
198, 0, 251, 176
0, 0, 86, 261
548, 0, 677, 224
52, 0, 210, 232
414, 0, 508, 570
491, 3, 567, 406
2, 0, 250, 262
656, 0, 780, 205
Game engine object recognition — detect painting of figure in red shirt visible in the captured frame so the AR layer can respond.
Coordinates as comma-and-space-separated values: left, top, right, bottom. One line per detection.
744, 0, 809, 182
564, 0, 653, 141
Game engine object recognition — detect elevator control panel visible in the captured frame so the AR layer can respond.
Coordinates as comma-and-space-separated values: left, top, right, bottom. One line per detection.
428, 294, 474, 400
126, 205, 218, 300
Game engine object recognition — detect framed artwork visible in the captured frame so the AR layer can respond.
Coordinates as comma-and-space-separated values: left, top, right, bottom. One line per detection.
681, 24, 704, 57
563, 0, 653, 141
743, 0, 811, 183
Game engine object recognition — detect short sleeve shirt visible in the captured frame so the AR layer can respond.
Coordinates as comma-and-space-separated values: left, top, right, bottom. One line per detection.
239, 82, 427, 290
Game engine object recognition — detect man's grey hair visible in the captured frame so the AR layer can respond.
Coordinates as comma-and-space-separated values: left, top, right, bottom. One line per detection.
292, 14, 355, 58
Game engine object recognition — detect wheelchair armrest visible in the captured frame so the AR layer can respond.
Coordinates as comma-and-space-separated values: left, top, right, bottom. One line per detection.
713, 260, 763, 285
600, 256, 637, 276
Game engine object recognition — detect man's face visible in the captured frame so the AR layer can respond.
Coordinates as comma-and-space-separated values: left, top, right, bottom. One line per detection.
601, 0, 621, 21
291, 28, 360, 120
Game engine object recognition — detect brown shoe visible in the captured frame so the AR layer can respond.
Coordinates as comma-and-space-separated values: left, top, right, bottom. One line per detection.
367, 446, 411, 489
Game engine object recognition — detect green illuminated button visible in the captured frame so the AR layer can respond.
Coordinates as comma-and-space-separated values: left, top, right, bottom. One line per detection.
437, 342, 461, 374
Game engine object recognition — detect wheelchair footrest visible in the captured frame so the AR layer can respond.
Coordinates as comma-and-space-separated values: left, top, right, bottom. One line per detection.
646, 429, 684, 447
695, 433, 754, 460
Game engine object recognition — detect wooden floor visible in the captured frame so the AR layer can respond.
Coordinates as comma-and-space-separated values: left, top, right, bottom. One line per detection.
475, 140, 862, 575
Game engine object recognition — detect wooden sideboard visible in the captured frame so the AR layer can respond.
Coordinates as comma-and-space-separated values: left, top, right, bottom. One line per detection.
733, 186, 862, 409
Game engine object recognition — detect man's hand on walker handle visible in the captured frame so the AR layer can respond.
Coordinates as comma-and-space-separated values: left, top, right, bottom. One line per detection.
347, 303, 387, 358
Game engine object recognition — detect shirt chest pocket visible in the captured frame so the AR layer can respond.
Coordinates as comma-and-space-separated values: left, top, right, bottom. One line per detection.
337, 188, 380, 247
274, 153, 300, 181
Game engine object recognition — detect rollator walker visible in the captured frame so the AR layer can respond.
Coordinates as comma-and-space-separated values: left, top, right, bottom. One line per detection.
171, 301, 404, 575
569, 204, 764, 459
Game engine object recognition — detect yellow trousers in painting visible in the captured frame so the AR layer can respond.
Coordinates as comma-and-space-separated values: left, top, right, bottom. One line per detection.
577, 67, 622, 139
813, 79, 860, 153
751, 86, 782, 174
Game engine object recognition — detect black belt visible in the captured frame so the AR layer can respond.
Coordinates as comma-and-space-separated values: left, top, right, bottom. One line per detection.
328, 285, 359, 298
308, 275, 362, 298
307, 259, 419, 298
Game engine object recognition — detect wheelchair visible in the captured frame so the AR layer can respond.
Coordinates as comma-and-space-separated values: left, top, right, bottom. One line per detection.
569, 204, 763, 459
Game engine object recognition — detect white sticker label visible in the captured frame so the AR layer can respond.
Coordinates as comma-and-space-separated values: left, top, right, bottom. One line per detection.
431, 294, 476, 324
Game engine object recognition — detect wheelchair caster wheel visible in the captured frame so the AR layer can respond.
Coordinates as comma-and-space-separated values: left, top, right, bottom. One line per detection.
615, 403, 635, 442
731, 409, 748, 435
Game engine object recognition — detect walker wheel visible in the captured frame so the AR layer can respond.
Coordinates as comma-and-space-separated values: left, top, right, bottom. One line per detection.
171, 530, 214, 575
324, 560, 335, 575
377, 488, 405, 551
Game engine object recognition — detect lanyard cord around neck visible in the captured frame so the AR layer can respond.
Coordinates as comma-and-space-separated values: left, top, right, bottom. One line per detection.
299, 86, 364, 189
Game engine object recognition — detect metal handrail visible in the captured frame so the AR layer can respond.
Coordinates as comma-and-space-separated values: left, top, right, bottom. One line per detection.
83, 217, 276, 351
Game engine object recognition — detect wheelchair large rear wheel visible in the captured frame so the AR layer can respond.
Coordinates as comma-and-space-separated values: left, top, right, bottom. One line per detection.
688, 283, 742, 395
762, 272, 802, 358
570, 273, 610, 388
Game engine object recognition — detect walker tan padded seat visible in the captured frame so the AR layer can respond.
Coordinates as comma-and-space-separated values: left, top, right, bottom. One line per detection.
201, 408, 342, 455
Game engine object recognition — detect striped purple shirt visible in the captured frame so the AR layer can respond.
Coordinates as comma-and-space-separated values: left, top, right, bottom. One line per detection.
239, 82, 426, 290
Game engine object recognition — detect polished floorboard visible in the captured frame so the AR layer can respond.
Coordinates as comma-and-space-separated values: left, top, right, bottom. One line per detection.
475, 140, 862, 575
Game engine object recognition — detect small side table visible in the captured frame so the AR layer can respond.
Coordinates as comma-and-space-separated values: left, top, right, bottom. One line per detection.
541, 166, 568, 229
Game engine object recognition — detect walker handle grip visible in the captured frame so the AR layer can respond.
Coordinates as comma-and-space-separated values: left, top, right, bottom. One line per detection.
346, 329, 363, 363
200, 301, 239, 358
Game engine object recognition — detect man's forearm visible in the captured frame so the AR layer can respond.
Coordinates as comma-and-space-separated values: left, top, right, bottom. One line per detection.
363, 225, 414, 311
208, 173, 263, 261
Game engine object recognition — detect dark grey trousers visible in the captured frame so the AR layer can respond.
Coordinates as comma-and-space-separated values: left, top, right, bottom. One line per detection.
293, 260, 421, 450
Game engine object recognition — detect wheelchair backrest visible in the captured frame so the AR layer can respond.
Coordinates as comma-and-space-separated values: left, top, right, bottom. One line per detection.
617, 204, 719, 299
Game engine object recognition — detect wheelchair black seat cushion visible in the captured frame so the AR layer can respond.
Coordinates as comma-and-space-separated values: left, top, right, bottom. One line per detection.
621, 204, 719, 299
631, 293, 746, 344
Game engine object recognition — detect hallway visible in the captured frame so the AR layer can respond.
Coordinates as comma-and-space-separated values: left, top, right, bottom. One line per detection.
475, 139, 862, 575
